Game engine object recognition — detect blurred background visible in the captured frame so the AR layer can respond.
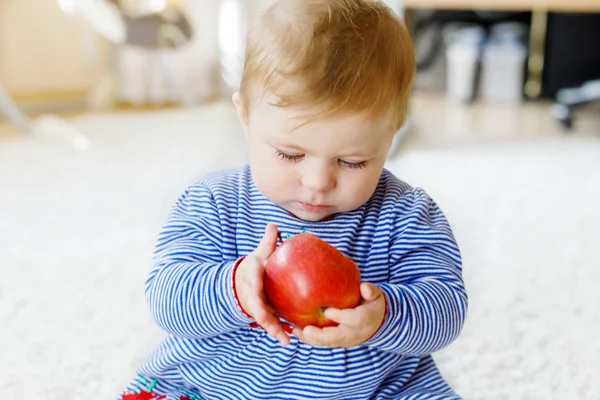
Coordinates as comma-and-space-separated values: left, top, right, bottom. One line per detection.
1, 0, 599, 399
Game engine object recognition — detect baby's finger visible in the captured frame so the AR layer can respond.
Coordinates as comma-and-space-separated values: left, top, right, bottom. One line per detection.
250, 297, 272, 322
254, 223, 279, 259
303, 325, 345, 347
324, 307, 365, 329
257, 310, 289, 345
360, 282, 383, 302
263, 319, 290, 346
291, 327, 322, 347
250, 300, 287, 340
291, 327, 310, 344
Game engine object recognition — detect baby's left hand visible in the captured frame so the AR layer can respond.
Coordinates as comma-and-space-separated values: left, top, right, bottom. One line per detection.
293, 283, 386, 348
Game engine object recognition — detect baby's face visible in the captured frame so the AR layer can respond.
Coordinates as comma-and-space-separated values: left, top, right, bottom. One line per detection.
235, 93, 395, 222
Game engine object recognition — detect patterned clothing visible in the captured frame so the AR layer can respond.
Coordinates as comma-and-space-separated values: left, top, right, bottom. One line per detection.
121, 165, 467, 399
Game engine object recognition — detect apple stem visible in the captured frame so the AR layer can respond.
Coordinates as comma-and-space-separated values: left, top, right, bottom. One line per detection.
319, 306, 328, 314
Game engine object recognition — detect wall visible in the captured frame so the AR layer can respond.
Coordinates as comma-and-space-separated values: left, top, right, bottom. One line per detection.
0, 0, 275, 101
0, 0, 105, 98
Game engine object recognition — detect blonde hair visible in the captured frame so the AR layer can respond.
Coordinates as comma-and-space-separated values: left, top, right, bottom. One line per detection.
240, 0, 416, 131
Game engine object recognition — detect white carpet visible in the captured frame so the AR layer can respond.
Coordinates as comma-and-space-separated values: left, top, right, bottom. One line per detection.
1, 104, 599, 400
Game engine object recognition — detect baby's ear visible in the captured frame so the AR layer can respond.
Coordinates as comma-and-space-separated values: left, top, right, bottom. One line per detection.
232, 92, 249, 129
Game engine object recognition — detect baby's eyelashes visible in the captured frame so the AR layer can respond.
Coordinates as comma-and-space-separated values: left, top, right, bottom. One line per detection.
274, 149, 304, 162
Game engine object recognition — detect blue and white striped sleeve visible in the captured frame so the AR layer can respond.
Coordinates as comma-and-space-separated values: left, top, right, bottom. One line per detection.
144, 184, 253, 339
366, 188, 468, 356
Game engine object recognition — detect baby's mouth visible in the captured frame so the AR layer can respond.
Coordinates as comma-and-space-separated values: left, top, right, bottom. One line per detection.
298, 202, 331, 213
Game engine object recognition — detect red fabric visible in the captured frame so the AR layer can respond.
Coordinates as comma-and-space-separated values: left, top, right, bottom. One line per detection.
121, 389, 191, 399
121, 391, 162, 400
138, 391, 155, 400
283, 323, 293, 334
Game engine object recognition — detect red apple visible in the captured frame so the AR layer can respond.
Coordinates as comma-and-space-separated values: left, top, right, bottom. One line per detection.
264, 232, 361, 328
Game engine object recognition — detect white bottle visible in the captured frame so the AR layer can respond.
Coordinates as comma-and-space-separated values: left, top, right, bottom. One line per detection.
480, 25, 528, 102
445, 26, 485, 102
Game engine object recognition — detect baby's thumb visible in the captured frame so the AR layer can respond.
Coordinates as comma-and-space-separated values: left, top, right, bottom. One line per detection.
254, 223, 279, 260
361, 282, 381, 301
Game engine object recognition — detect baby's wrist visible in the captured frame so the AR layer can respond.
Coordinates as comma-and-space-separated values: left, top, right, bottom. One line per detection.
232, 256, 252, 318
365, 292, 388, 343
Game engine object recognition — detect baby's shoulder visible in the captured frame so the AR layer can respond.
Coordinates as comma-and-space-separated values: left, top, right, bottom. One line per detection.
188, 165, 251, 199
377, 170, 453, 241
377, 169, 430, 206
374, 170, 443, 228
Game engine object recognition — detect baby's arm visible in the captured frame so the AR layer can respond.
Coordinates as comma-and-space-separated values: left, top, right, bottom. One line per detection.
144, 184, 254, 339
293, 188, 467, 352
365, 188, 468, 356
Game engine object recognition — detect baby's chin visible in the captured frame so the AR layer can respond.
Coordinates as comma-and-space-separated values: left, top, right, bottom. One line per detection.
294, 211, 336, 222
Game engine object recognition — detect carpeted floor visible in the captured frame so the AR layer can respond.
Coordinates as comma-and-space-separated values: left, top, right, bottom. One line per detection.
1, 104, 599, 399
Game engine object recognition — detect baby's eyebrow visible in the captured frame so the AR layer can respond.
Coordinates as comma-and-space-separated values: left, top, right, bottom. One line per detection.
339, 149, 378, 159
273, 141, 306, 152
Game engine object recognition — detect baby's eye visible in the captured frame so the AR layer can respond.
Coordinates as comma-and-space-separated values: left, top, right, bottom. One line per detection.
339, 160, 367, 170
275, 149, 304, 162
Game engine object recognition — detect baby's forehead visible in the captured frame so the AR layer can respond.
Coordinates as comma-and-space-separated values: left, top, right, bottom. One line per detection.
248, 86, 394, 127
251, 97, 394, 137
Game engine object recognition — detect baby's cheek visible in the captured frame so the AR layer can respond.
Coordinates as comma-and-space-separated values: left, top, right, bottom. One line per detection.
342, 177, 376, 208
253, 166, 292, 201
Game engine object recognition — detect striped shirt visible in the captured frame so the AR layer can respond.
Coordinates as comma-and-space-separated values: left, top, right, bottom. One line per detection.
138, 164, 467, 399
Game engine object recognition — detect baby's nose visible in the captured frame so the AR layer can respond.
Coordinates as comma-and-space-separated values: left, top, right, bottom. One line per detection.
301, 164, 337, 192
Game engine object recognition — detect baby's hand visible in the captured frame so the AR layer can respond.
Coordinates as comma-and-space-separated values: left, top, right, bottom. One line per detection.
293, 283, 386, 348
235, 223, 290, 346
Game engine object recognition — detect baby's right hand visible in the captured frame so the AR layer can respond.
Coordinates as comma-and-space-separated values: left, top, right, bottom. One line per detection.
235, 223, 290, 346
